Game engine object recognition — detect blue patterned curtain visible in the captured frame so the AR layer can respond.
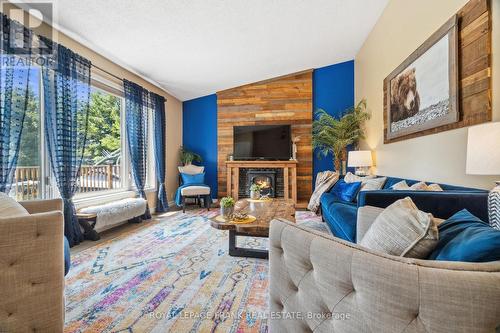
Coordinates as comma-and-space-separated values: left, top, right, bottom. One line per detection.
41, 36, 91, 247
124, 79, 151, 219
151, 93, 168, 212
0, 14, 33, 193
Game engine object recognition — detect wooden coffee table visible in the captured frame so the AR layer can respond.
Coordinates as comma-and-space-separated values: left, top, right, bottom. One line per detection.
210, 199, 295, 259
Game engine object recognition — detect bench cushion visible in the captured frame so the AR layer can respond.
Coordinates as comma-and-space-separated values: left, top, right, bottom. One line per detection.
79, 197, 147, 232
181, 186, 211, 196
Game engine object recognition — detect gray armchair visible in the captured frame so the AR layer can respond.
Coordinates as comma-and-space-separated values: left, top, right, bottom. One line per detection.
269, 208, 500, 333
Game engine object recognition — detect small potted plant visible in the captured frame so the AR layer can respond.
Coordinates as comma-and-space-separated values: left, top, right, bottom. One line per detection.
220, 196, 235, 219
249, 184, 262, 200
179, 146, 203, 166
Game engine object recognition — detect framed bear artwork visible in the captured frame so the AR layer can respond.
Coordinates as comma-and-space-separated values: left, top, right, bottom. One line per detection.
384, 15, 459, 142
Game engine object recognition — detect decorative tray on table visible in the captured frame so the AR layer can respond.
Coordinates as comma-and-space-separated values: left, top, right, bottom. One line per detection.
214, 212, 256, 224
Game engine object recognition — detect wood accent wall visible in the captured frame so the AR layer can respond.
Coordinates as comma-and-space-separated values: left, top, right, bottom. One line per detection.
383, 0, 492, 143
217, 71, 313, 201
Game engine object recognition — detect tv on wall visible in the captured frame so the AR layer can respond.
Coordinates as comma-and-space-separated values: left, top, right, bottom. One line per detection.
233, 125, 291, 160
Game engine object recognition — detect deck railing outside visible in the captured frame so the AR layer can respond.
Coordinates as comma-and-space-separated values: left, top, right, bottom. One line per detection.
13, 164, 121, 200
13, 166, 40, 201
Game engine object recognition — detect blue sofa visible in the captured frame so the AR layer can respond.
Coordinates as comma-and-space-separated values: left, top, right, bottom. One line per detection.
64, 236, 71, 276
320, 176, 488, 243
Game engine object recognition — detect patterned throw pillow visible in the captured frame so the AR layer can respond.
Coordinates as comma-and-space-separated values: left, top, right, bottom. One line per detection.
391, 180, 410, 190
410, 182, 428, 191
344, 172, 387, 191
391, 181, 444, 192
359, 197, 439, 258
426, 183, 444, 191
361, 177, 387, 191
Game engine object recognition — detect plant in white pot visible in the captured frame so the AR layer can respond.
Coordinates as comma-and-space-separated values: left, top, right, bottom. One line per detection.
220, 196, 235, 220
249, 184, 262, 200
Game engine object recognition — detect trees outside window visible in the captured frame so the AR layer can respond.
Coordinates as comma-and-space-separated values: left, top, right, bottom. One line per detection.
12, 74, 156, 200
78, 88, 123, 194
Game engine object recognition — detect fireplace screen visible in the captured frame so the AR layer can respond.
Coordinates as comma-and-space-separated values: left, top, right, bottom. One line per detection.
246, 170, 276, 197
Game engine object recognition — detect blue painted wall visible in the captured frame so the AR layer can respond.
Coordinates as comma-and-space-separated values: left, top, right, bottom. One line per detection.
182, 94, 218, 198
313, 60, 355, 184
182, 60, 355, 195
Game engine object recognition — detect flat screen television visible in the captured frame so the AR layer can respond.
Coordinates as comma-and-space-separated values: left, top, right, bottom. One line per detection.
233, 125, 291, 160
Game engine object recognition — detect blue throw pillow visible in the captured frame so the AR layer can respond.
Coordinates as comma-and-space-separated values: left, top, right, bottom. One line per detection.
330, 179, 362, 203
181, 172, 205, 185
428, 209, 500, 262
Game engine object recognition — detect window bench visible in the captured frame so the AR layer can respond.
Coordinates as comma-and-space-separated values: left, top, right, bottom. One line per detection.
78, 197, 147, 233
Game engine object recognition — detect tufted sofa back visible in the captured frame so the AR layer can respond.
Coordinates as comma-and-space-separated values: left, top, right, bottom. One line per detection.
269, 218, 500, 333
0, 199, 65, 333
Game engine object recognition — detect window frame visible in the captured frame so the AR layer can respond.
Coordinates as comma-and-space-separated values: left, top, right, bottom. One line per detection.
73, 82, 128, 199
16, 69, 157, 202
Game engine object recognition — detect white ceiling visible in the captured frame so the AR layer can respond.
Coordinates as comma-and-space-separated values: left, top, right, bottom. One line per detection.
24, 0, 388, 101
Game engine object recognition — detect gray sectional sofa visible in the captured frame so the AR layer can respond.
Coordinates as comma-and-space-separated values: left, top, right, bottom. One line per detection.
269, 208, 500, 333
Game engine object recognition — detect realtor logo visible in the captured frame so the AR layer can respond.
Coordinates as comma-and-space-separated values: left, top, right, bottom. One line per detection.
1, 1, 54, 54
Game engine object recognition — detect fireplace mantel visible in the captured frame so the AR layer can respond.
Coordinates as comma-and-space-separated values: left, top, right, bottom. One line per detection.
225, 160, 298, 204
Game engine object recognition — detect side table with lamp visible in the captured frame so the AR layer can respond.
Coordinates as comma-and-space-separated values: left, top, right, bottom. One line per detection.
466, 122, 500, 230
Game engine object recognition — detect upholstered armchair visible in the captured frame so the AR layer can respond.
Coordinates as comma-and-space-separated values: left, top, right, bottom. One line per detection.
177, 164, 211, 212
0, 198, 66, 333
269, 209, 500, 333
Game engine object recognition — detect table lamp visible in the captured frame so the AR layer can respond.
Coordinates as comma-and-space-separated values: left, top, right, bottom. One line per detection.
348, 150, 373, 176
466, 122, 500, 230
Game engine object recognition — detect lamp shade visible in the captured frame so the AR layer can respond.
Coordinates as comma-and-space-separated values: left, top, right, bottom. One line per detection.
348, 150, 373, 167
466, 122, 500, 175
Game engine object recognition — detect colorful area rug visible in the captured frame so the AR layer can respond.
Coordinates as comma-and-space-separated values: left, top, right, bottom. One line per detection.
64, 209, 321, 333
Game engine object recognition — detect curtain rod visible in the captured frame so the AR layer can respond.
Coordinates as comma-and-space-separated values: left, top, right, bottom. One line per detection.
91, 63, 123, 82
92, 63, 165, 100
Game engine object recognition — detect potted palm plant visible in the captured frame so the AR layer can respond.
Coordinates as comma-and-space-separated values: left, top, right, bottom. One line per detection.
220, 196, 235, 219
312, 99, 370, 174
179, 146, 203, 165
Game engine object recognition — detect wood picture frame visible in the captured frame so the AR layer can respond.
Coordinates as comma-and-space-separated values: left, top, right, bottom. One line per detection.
384, 15, 459, 142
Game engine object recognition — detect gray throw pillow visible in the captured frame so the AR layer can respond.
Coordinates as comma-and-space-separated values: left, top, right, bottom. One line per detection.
344, 172, 386, 191
359, 197, 439, 258
0, 192, 29, 217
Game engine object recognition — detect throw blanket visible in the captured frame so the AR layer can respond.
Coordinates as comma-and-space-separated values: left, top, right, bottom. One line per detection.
308, 171, 339, 214
174, 183, 210, 206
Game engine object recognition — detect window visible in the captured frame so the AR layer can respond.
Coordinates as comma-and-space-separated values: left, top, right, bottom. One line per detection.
14, 67, 42, 200
10, 72, 156, 201
77, 87, 124, 196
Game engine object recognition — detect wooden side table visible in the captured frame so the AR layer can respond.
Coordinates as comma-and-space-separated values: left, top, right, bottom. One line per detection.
76, 213, 100, 241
